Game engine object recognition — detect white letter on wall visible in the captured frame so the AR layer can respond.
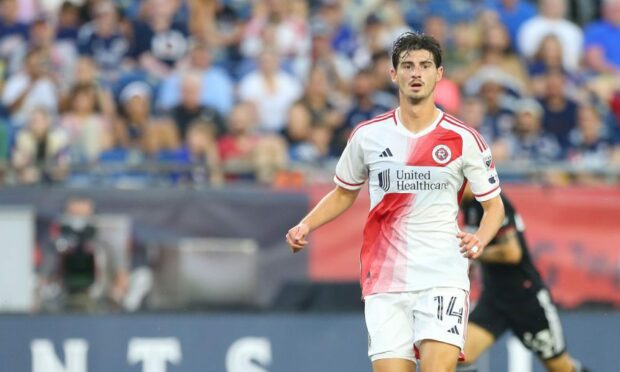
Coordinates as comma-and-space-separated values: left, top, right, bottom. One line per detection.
127, 338, 181, 372
226, 337, 271, 372
31, 339, 88, 372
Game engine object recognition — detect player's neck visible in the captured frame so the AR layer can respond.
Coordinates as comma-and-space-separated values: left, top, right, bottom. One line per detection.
398, 99, 440, 134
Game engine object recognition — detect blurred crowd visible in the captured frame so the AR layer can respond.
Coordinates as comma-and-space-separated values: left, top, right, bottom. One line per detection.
1, 0, 619, 187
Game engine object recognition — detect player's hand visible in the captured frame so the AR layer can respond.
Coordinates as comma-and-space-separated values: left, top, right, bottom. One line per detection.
457, 231, 483, 259
286, 223, 310, 253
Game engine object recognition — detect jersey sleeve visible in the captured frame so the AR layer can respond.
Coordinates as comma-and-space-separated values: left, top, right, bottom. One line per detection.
462, 131, 501, 202
333, 129, 367, 190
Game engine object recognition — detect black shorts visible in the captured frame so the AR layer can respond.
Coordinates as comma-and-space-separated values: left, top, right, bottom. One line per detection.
469, 288, 566, 360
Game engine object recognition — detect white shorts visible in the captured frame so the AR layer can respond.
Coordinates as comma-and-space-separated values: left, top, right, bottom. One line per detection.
365, 288, 469, 362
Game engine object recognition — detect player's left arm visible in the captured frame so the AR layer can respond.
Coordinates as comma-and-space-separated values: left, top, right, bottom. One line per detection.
459, 129, 505, 259
459, 195, 504, 259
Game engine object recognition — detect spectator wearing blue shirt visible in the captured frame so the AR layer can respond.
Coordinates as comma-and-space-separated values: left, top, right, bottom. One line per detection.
131, 0, 191, 79
507, 97, 563, 163
583, 0, 620, 74
77, 1, 131, 82
538, 68, 578, 155
332, 68, 390, 155
491, 0, 537, 49
0, 0, 29, 65
156, 43, 234, 116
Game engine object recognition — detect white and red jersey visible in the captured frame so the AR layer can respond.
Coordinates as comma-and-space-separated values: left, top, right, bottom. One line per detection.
334, 108, 501, 298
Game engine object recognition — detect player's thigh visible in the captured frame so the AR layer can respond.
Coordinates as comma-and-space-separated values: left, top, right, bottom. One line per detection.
413, 287, 468, 367
365, 292, 416, 363
372, 358, 416, 372
510, 289, 566, 360
542, 352, 574, 372
462, 323, 496, 363
418, 339, 460, 372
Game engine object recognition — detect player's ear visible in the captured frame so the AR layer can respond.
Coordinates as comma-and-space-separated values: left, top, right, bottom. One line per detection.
389, 67, 397, 83
436, 66, 443, 82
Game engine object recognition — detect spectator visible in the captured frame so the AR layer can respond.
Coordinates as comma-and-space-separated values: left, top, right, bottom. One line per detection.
188, 0, 245, 70
0, 0, 29, 66
539, 68, 579, 154
466, 68, 518, 140
528, 34, 568, 96
314, 0, 357, 58
157, 42, 234, 116
131, 0, 190, 79
309, 19, 357, 96
238, 48, 303, 134
583, 0, 620, 74
77, 1, 132, 82
11, 107, 69, 184
284, 103, 332, 164
491, 0, 537, 48
464, 21, 530, 94
114, 81, 179, 156
459, 95, 498, 154
60, 83, 113, 163
332, 68, 391, 154
63, 56, 116, 119
568, 104, 620, 183
37, 197, 129, 313
352, 13, 392, 69
506, 97, 563, 163
8, 15, 78, 88
297, 66, 344, 131
218, 102, 288, 184
370, 50, 398, 109
56, 1, 82, 42
1, 47, 59, 127
240, 0, 311, 67
157, 120, 223, 186
517, 0, 583, 72
169, 71, 226, 141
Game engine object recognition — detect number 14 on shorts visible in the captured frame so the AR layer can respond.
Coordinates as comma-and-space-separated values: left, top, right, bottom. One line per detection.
434, 295, 464, 333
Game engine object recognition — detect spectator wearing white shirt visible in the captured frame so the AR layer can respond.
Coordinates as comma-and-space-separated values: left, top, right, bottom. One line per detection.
517, 0, 583, 72
238, 48, 302, 133
2, 47, 59, 127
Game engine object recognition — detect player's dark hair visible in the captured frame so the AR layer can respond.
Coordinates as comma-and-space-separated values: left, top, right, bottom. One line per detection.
391, 31, 442, 69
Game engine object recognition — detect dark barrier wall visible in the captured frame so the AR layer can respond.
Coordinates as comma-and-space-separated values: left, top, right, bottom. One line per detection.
0, 186, 309, 307
0, 312, 617, 372
310, 184, 620, 308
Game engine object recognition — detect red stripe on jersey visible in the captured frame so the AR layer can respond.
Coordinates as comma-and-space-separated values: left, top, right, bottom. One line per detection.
474, 185, 500, 198
405, 125, 463, 167
360, 193, 415, 297
335, 175, 364, 187
442, 116, 486, 152
444, 114, 489, 149
348, 110, 395, 141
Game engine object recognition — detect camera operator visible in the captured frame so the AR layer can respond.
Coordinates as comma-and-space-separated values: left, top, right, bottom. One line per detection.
37, 196, 128, 312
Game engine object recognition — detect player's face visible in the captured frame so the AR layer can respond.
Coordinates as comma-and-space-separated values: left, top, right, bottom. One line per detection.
390, 49, 443, 104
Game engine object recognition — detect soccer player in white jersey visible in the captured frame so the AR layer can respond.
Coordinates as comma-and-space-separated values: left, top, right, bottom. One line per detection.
286, 32, 505, 372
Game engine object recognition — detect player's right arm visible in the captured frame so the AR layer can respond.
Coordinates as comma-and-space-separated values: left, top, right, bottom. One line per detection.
287, 122, 368, 253
286, 186, 361, 252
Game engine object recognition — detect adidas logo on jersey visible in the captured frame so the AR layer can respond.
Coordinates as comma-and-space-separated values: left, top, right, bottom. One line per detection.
379, 148, 393, 157
447, 326, 460, 335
